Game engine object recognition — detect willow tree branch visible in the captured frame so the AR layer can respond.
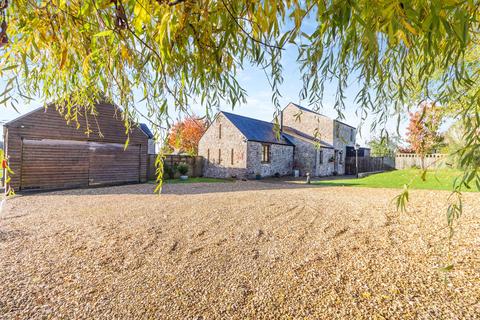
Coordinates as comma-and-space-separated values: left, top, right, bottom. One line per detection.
220, 0, 284, 51
167, 0, 187, 6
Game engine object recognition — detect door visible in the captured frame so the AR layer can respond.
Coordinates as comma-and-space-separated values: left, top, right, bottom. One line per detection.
21, 139, 90, 190
88, 142, 140, 186
334, 150, 339, 173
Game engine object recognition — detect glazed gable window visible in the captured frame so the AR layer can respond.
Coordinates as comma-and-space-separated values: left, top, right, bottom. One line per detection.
261, 144, 270, 163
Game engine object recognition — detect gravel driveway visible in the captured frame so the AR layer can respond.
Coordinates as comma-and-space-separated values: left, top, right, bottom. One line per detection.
0, 181, 479, 319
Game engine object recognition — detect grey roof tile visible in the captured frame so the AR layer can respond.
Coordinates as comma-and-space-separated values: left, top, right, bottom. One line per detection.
139, 123, 154, 139
221, 112, 293, 146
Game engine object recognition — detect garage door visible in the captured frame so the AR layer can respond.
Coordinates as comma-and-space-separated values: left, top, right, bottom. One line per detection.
21, 139, 141, 190
21, 139, 90, 190
88, 142, 140, 186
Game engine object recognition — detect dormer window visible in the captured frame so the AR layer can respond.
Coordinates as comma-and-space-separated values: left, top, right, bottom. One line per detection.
219, 124, 222, 139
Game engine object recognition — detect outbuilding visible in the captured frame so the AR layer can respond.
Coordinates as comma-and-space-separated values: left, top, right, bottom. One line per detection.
2, 101, 149, 191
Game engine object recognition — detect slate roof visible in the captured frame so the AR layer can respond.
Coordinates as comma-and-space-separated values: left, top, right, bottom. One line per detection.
282, 126, 334, 149
139, 123, 154, 139
221, 112, 293, 146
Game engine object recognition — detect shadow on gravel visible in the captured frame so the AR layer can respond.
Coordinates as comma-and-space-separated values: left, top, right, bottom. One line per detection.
14, 178, 355, 197
0, 229, 28, 242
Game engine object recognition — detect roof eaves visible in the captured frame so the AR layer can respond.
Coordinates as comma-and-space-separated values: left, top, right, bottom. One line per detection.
4, 105, 49, 127
247, 139, 294, 147
139, 123, 154, 139
282, 128, 334, 149
334, 119, 356, 129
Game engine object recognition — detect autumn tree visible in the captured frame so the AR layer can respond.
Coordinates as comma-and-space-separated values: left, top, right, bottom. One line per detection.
406, 103, 444, 169
167, 116, 207, 155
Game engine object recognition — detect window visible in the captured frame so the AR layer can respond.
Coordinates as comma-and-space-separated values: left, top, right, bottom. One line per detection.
231, 148, 234, 165
218, 149, 221, 164
339, 151, 343, 164
319, 149, 323, 164
350, 128, 354, 142
207, 149, 210, 162
261, 144, 270, 163
219, 124, 222, 139
335, 124, 339, 138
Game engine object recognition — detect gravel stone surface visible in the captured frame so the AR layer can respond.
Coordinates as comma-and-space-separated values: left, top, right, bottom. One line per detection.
0, 181, 479, 319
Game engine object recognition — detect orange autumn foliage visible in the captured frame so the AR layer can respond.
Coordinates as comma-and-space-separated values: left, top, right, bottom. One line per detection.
406, 102, 443, 169
167, 116, 207, 155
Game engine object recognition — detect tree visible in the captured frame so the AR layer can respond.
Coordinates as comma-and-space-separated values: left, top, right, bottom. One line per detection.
0, 0, 478, 193
368, 134, 401, 157
167, 116, 206, 155
444, 120, 480, 169
405, 102, 443, 169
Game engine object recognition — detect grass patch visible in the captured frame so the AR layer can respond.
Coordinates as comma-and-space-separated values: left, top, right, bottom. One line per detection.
313, 169, 478, 192
161, 177, 234, 184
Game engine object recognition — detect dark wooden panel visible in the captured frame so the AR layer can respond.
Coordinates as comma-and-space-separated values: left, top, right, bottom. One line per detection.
345, 156, 391, 175
5, 101, 149, 190
88, 143, 140, 186
21, 139, 90, 190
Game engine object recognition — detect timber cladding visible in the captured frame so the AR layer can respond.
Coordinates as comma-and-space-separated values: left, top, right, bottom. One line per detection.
2, 102, 148, 191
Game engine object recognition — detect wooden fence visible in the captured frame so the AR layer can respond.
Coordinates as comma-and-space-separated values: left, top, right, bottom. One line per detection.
394, 153, 446, 170
147, 154, 203, 180
345, 156, 394, 175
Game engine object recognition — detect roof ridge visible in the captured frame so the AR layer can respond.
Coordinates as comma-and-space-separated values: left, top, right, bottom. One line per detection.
288, 103, 356, 128
220, 111, 293, 146
221, 111, 276, 126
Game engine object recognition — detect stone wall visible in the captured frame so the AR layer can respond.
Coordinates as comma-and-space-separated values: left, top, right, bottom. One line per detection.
332, 121, 357, 175
281, 103, 334, 143
281, 103, 357, 176
246, 141, 293, 178
282, 134, 335, 177
317, 148, 336, 176
198, 113, 249, 178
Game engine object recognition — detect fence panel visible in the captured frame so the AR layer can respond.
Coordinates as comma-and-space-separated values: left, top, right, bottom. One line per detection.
394, 153, 446, 170
345, 156, 394, 175
147, 154, 204, 180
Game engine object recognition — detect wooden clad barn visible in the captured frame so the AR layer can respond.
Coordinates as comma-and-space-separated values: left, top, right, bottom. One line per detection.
2, 101, 149, 191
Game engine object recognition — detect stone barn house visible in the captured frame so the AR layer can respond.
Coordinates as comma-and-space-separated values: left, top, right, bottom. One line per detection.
198, 103, 357, 179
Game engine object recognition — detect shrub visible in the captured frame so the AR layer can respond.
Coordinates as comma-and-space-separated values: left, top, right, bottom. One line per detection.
164, 165, 176, 179
177, 163, 189, 175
